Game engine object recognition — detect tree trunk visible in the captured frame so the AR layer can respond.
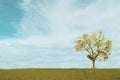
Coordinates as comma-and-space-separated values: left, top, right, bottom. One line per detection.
92, 60, 95, 68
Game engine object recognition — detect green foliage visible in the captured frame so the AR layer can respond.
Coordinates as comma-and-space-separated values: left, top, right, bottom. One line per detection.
75, 31, 112, 61
75, 31, 112, 68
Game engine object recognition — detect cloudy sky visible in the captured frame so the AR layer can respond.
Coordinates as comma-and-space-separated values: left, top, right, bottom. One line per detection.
0, 0, 120, 68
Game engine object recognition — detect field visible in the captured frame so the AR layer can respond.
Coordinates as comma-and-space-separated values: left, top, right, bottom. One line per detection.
0, 69, 120, 80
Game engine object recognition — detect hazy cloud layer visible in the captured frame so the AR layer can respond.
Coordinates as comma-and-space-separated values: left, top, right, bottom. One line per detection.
0, 0, 120, 68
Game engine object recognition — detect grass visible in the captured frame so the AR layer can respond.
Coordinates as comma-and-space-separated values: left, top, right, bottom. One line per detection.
0, 68, 120, 80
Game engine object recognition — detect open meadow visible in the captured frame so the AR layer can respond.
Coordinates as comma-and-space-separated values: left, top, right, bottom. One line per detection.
0, 69, 120, 80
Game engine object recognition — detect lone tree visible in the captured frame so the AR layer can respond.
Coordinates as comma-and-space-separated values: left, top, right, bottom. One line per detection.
75, 31, 112, 68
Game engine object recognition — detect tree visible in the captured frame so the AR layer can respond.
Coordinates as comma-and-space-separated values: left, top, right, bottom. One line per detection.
74, 31, 112, 68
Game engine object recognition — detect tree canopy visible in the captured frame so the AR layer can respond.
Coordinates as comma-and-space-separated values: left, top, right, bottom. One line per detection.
75, 31, 112, 68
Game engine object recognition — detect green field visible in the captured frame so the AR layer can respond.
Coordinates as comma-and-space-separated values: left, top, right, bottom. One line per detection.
0, 69, 120, 80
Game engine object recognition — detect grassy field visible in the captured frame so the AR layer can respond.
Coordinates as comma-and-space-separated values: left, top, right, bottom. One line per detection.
0, 69, 120, 80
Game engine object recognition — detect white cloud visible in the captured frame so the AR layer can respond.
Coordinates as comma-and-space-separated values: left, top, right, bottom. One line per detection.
17, 0, 120, 50
0, 0, 120, 68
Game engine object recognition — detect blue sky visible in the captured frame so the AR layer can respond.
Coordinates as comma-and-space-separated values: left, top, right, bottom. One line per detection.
0, 0, 120, 68
0, 0, 22, 38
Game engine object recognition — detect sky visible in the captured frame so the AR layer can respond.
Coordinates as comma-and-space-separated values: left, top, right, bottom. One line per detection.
0, 0, 120, 68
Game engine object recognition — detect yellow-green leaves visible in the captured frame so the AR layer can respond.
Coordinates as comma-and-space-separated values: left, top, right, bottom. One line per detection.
106, 40, 112, 47
91, 32, 97, 40
82, 33, 88, 39
75, 40, 85, 52
74, 31, 112, 61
